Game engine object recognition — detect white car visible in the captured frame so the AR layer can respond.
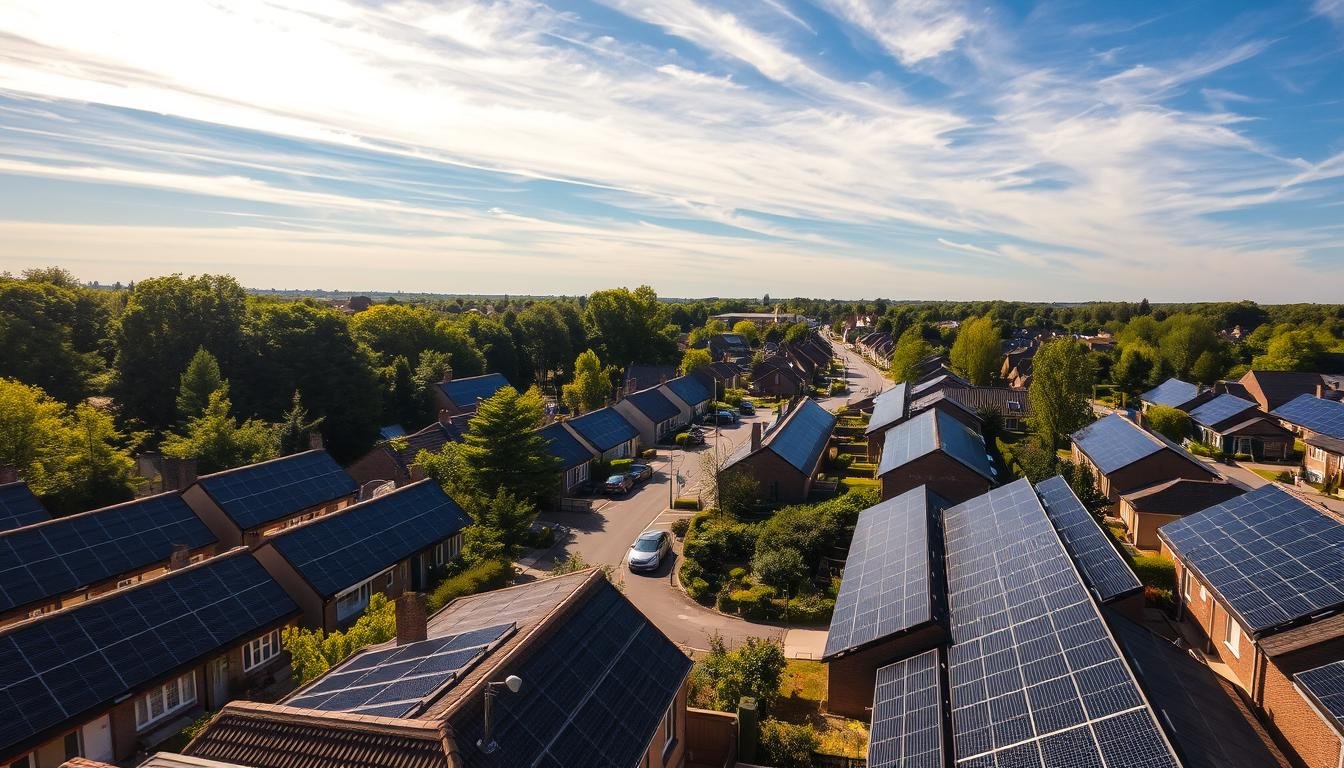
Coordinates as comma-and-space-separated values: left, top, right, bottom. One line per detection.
627, 530, 672, 572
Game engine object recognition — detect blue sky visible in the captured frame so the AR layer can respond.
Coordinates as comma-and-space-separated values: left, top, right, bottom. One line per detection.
0, 0, 1341, 300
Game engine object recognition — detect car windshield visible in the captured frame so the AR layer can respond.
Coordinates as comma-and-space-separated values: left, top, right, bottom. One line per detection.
634, 535, 662, 552
606, 475, 625, 483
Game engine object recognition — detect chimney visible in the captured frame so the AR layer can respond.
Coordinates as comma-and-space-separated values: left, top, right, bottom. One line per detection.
0, 465, 16, 484
1318, 384, 1325, 399
308, 431, 325, 451
169, 544, 190, 571
161, 457, 198, 491
442, 366, 453, 384
751, 422, 762, 453
396, 592, 428, 645
243, 529, 264, 550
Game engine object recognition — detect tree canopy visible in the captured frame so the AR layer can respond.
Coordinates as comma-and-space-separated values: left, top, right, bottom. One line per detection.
949, 315, 1000, 386
562, 349, 613, 414
889, 326, 934, 383
1027, 338, 1095, 448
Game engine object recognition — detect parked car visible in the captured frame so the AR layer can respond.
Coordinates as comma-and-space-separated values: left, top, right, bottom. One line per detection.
627, 530, 672, 572
701, 409, 739, 425
604, 473, 634, 495
738, 400, 756, 415
627, 463, 653, 482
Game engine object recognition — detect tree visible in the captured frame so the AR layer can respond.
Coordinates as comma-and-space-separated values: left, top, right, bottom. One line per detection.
0, 277, 103, 404
1061, 459, 1109, 515
1146, 405, 1193, 444
349, 304, 441, 367
0, 378, 71, 496
751, 547, 807, 590
731, 320, 760, 347
679, 348, 713, 375
379, 355, 418, 427
176, 347, 223, 422
462, 314, 521, 385
1112, 346, 1155, 398
281, 592, 396, 684
949, 315, 1000, 386
277, 390, 324, 455
889, 327, 933, 383
782, 322, 810, 343
1252, 328, 1323, 371
161, 386, 277, 473
583, 286, 677, 364
690, 634, 786, 714
1190, 350, 1223, 384
1158, 315, 1219, 378
1027, 338, 1095, 449
562, 349, 613, 414
517, 303, 574, 384
459, 386, 559, 507
58, 404, 138, 514
760, 721, 820, 768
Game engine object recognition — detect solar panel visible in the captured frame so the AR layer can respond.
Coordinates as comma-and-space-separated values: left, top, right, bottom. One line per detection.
936, 410, 992, 480
198, 450, 357, 530
1272, 394, 1344, 440
269, 480, 472, 597
1295, 660, 1344, 732
770, 399, 836, 474
439, 373, 511, 407
287, 623, 515, 717
824, 487, 940, 658
566, 407, 639, 453
0, 492, 218, 613
1072, 415, 1164, 474
867, 383, 909, 435
539, 423, 596, 470
0, 482, 49, 532
1158, 484, 1344, 635
664, 375, 711, 407
868, 649, 945, 768
1187, 395, 1257, 429
879, 409, 938, 476
0, 552, 296, 759
1036, 476, 1142, 603
624, 387, 681, 423
942, 479, 1179, 768
1142, 379, 1200, 408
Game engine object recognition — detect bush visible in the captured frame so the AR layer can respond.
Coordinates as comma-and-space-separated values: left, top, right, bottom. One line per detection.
686, 576, 713, 602
1132, 555, 1175, 593
722, 388, 747, 406
427, 559, 512, 610
671, 516, 692, 538
640, 448, 657, 459
610, 458, 633, 472
829, 380, 846, 395
673, 496, 702, 510
840, 477, 881, 492
760, 720, 820, 768
784, 593, 835, 624
722, 584, 777, 619
752, 547, 808, 590
825, 451, 853, 472
675, 432, 692, 447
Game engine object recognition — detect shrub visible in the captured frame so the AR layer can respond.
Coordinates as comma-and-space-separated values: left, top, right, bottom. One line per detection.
675, 432, 691, 447
1145, 586, 1174, 612
671, 516, 692, 538
760, 720, 820, 768
673, 496, 702, 510
825, 451, 853, 472
1131, 555, 1175, 593
840, 477, 881, 492
724, 584, 777, 619
784, 593, 835, 624
686, 576, 712, 602
722, 388, 746, 406
640, 448, 657, 459
693, 634, 786, 713
829, 380, 847, 395
728, 566, 748, 581
427, 559, 512, 610
1146, 405, 1193, 443
752, 547, 808, 590
610, 458, 633, 472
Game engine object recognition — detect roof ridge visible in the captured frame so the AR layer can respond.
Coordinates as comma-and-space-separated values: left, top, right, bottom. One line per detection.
197, 448, 325, 482
263, 478, 440, 539
0, 488, 185, 536
206, 700, 450, 737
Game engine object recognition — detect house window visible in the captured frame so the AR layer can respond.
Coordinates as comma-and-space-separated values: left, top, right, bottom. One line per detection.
432, 536, 461, 567
243, 629, 281, 671
1223, 616, 1242, 658
1199, 585, 1208, 603
662, 700, 676, 753
10, 754, 34, 768
1181, 570, 1191, 601
63, 730, 82, 760
1310, 446, 1327, 462
335, 568, 394, 621
134, 672, 197, 731
117, 575, 142, 589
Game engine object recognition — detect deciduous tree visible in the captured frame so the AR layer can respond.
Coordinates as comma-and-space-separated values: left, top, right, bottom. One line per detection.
562, 349, 613, 413
1027, 338, 1095, 449
162, 386, 277, 473
1146, 405, 1192, 444
888, 327, 933, 383
949, 315, 1000, 386
679, 347, 713, 375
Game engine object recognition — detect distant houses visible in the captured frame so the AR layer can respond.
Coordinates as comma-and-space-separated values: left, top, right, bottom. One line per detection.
723, 398, 836, 504
1071, 414, 1218, 501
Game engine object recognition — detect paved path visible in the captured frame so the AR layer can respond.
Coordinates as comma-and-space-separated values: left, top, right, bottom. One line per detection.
1192, 456, 1344, 515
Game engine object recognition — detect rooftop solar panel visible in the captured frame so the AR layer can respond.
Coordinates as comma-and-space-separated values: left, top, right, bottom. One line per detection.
539, 423, 596, 470
566, 407, 639, 453
1036, 476, 1142, 603
664, 375, 711, 407
624, 387, 681, 423
269, 480, 472, 597
198, 450, 357, 531
1072, 415, 1164, 474
1158, 484, 1344, 635
438, 373, 511, 408
879, 409, 938, 476
1272, 394, 1344, 440
936, 410, 992, 480
1187, 394, 1258, 429
824, 487, 941, 659
0, 491, 218, 613
942, 479, 1179, 768
1295, 660, 1344, 735
0, 551, 296, 759
769, 399, 836, 474
866, 383, 909, 434
1142, 379, 1201, 408
0, 481, 49, 532
287, 623, 515, 717
868, 649, 945, 768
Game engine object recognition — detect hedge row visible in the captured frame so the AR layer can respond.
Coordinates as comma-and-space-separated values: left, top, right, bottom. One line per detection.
427, 559, 512, 611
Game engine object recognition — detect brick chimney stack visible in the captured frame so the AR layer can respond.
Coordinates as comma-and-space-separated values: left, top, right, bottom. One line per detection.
169, 544, 190, 571
0, 466, 17, 484
396, 592, 428, 645
308, 431, 324, 451
751, 422, 762, 453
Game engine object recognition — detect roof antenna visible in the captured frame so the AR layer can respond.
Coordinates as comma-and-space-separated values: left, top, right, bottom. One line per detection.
477, 675, 524, 754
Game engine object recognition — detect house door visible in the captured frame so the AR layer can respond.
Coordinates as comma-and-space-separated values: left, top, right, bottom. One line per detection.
411, 554, 424, 591
208, 657, 230, 708
81, 715, 113, 761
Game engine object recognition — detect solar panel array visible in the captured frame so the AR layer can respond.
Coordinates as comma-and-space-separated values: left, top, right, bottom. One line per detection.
439, 373, 511, 407
867, 383, 909, 434
287, 623, 515, 717
942, 479, 1179, 768
1072, 415, 1164, 474
269, 480, 472, 597
868, 650, 945, 768
879, 409, 938, 476
1294, 660, 1344, 731
936, 410, 992, 480
1142, 379, 1200, 408
0, 481, 48, 532
451, 581, 692, 768
539, 422, 596, 470
1158, 484, 1344, 634
567, 407, 639, 452
824, 488, 937, 658
664, 374, 711, 406
625, 387, 681, 423
770, 399, 836, 474
0, 552, 296, 758
1188, 394, 1257, 429
1272, 393, 1344, 440
199, 450, 357, 530
0, 492, 218, 612
1036, 476, 1142, 603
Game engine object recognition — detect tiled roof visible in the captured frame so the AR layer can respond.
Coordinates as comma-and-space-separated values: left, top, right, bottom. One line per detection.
1141, 378, 1201, 408
663, 375, 711, 407
387, 422, 463, 473
197, 450, 357, 531
436, 373, 511, 408
623, 387, 681, 423
538, 422, 597, 470
1306, 432, 1344, 455
944, 386, 1030, 417
0, 481, 48, 532
622, 363, 678, 392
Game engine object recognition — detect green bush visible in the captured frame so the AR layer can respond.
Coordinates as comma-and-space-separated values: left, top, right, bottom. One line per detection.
1132, 555, 1175, 593
640, 448, 657, 459
825, 451, 853, 472
671, 516, 692, 538
752, 546, 808, 590
760, 720, 820, 768
686, 576, 712, 602
723, 584, 776, 619
675, 432, 692, 447
722, 388, 746, 406
729, 566, 748, 581
784, 593, 835, 624
610, 458, 633, 472
840, 477, 881, 492
426, 559, 511, 610
829, 380, 847, 395
673, 496, 702, 510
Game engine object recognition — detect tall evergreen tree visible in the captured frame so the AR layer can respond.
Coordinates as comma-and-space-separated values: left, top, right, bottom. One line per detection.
176, 347, 223, 422
277, 390, 324, 455
459, 386, 559, 506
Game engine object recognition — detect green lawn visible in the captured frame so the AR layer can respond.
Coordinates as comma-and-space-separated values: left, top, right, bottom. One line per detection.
774, 660, 868, 758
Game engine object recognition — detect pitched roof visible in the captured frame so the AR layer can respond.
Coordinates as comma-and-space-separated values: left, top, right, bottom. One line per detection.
1120, 478, 1245, 515
944, 386, 1031, 418
197, 450, 357, 531
0, 491, 217, 614
0, 481, 48, 532
622, 363, 678, 392
760, 398, 836, 474
265, 480, 471, 598
1187, 394, 1259, 429
907, 389, 979, 421
1141, 378, 1202, 408
538, 422, 597, 470
864, 383, 908, 435
1306, 432, 1344, 455
877, 408, 991, 480
663, 374, 712, 407
909, 372, 969, 397
623, 386, 680, 423
565, 407, 639, 452
1272, 393, 1344, 440
436, 373, 511, 408
1239, 370, 1325, 412
387, 422, 463, 474
1072, 414, 1172, 474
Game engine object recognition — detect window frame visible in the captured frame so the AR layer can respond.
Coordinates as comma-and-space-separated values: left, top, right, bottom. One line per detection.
334, 567, 394, 621
134, 672, 197, 731
243, 629, 282, 672
63, 730, 82, 760
1224, 616, 1242, 658
662, 699, 676, 753
1181, 570, 1192, 601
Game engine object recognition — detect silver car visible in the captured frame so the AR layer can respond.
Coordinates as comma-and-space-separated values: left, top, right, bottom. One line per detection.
627, 530, 672, 572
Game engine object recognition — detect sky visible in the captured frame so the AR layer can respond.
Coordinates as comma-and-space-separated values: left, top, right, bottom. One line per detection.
0, 0, 1342, 301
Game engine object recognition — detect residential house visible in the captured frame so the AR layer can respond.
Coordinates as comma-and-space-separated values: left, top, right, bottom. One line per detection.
661, 373, 713, 423
863, 383, 908, 456
1185, 393, 1293, 459
751, 354, 807, 397
723, 398, 836, 504
1160, 485, 1344, 768
175, 569, 692, 768
562, 407, 639, 462
1140, 377, 1205, 413
0, 480, 49, 532
943, 386, 1031, 433
785, 336, 832, 381
345, 421, 464, 488
1070, 414, 1218, 502
698, 360, 745, 391
538, 422, 598, 495
707, 333, 751, 363
907, 389, 983, 432
622, 363, 678, 393
1117, 478, 1245, 550
907, 371, 970, 401
876, 408, 993, 504
613, 385, 682, 447
1305, 433, 1344, 486
0, 491, 218, 628
1036, 475, 1145, 617
252, 480, 471, 632
1235, 370, 1337, 412
1000, 343, 1036, 381
0, 549, 299, 768
431, 372, 511, 419
1272, 393, 1344, 484
183, 450, 358, 549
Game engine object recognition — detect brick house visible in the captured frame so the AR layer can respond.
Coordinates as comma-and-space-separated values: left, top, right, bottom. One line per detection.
907, 389, 983, 432
1185, 393, 1294, 459
0, 549, 298, 768
708, 333, 752, 363
1116, 478, 1245, 550
1070, 414, 1218, 502
751, 354, 808, 398
177, 569, 692, 768
863, 383, 908, 456
182, 450, 358, 549
345, 421, 464, 488
0, 480, 48, 532
538, 422, 598, 495
1140, 377, 1205, 413
723, 398, 836, 504
1304, 434, 1344, 486
1235, 370, 1333, 412
1272, 393, 1344, 484
908, 371, 970, 400
660, 374, 713, 424
561, 406, 639, 462
877, 408, 993, 505
0, 491, 218, 628
252, 480, 471, 632
430, 372, 511, 419
622, 363, 678, 393
613, 385, 683, 446
943, 386, 1031, 433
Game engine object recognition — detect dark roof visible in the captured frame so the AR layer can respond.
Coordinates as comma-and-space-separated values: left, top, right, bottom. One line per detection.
1107, 612, 1292, 768
0, 550, 297, 761
877, 408, 991, 480
944, 386, 1031, 418
1120, 478, 1245, 515
1296, 659, 1344, 738
865, 383, 908, 435
762, 398, 836, 474
565, 407, 639, 453
198, 450, 357, 531
266, 480, 471, 598
1241, 370, 1326, 412
0, 481, 48, 532
1072, 414, 1165, 474
622, 363, 678, 392
538, 422, 597, 470
1187, 394, 1258, 429
663, 374, 712, 407
908, 389, 979, 420
623, 386, 680, 423
1142, 378, 1202, 408
1272, 393, 1344, 440
388, 422, 463, 473
1036, 476, 1142, 603
909, 372, 969, 397
436, 373, 511, 408
0, 491, 217, 614
1306, 432, 1344, 455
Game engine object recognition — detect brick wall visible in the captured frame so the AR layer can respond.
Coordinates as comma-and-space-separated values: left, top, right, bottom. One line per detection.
1105, 453, 1215, 502
1260, 655, 1343, 768
738, 450, 809, 504
826, 626, 949, 721
880, 453, 989, 506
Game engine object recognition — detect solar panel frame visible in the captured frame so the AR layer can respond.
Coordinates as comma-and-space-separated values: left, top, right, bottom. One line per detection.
439, 373, 511, 408
566, 408, 640, 453
1036, 476, 1142, 603
1295, 660, 1344, 735
197, 450, 358, 531
0, 482, 48, 532
866, 383, 909, 435
769, 399, 837, 474
1272, 394, 1344, 440
1187, 394, 1258, 429
1071, 415, 1164, 474
868, 649, 946, 768
879, 409, 939, 476
936, 410, 993, 480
